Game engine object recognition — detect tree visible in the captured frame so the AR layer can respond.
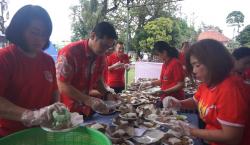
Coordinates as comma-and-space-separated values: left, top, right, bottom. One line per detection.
138, 17, 196, 50
226, 11, 244, 34
70, 0, 183, 46
70, 0, 118, 41
139, 17, 173, 50
236, 25, 250, 47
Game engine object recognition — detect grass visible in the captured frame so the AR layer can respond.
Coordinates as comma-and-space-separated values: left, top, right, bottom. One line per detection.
126, 67, 135, 86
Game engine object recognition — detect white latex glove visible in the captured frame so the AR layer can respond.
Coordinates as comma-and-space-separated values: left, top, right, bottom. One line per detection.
139, 81, 152, 90
163, 96, 181, 110
106, 86, 116, 94
21, 102, 66, 127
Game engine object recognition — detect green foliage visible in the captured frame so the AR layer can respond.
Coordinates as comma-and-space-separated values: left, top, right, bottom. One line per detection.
236, 25, 250, 47
70, 0, 107, 41
226, 11, 244, 33
138, 17, 196, 50
70, 0, 196, 53
139, 17, 173, 50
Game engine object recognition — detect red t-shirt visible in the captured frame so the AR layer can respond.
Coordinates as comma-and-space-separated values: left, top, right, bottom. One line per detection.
194, 75, 249, 145
107, 52, 129, 87
243, 68, 250, 84
160, 58, 185, 100
56, 39, 105, 116
178, 51, 185, 66
0, 45, 57, 136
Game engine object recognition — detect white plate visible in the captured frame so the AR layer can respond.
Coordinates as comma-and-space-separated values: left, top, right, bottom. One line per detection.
133, 129, 165, 144
41, 112, 83, 132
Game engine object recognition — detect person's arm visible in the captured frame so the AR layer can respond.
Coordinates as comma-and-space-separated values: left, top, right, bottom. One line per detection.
191, 125, 244, 145
151, 80, 161, 86
57, 79, 92, 105
96, 77, 109, 95
0, 96, 28, 121
108, 61, 124, 71
180, 97, 197, 110
162, 81, 184, 94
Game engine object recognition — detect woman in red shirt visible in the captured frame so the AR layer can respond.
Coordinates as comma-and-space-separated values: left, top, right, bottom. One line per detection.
163, 39, 249, 145
0, 5, 64, 136
140, 41, 185, 104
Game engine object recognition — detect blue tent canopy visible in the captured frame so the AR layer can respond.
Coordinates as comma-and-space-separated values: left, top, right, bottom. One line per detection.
44, 42, 58, 62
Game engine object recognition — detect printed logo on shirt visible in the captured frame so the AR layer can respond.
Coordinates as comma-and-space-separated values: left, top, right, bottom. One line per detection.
56, 55, 73, 79
198, 100, 208, 118
44, 71, 53, 82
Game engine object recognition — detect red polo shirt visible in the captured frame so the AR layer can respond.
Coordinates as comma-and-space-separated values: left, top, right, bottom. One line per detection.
194, 75, 249, 145
160, 58, 185, 100
0, 45, 57, 136
107, 52, 129, 87
56, 39, 105, 116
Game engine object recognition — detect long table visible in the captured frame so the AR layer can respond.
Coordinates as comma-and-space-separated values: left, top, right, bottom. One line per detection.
83, 112, 203, 145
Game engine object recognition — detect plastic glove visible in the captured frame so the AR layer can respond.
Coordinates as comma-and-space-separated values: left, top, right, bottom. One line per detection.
106, 86, 116, 94
21, 102, 66, 127
139, 81, 152, 90
163, 96, 181, 110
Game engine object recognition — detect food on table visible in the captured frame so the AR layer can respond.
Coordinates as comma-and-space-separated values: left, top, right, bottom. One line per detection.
88, 123, 107, 132
51, 107, 71, 129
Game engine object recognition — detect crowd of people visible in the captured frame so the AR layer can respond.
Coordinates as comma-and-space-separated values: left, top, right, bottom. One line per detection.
0, 4, 249, 145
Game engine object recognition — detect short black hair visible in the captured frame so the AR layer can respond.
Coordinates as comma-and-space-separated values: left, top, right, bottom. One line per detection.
92, 21, 118, 40
5, 5, 52, 50
116, 40, 124, 45
153, 41, 179, 58
232, 47, 250, 60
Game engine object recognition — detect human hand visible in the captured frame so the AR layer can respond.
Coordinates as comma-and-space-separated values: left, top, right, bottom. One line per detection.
90, 97, 109, 114
162, 96, 181, 110
21, 102, 66, 127
112, 61, 124, 69
176, 121, 196, 137
151, 90, 164, 96
139, 81, 152, 90
106, 86, 115, 94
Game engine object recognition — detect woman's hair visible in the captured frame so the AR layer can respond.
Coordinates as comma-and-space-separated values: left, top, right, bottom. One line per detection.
153, 41, 179, 58
186, 39, 234, 87
5, 5, 52, 50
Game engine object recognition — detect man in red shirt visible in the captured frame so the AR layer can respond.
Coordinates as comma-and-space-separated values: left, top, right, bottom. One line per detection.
107, 41, 130, 93
56, 22, 118, 117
